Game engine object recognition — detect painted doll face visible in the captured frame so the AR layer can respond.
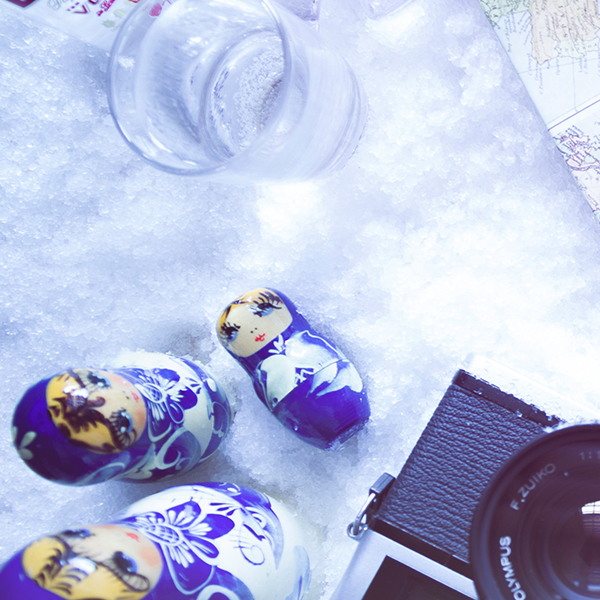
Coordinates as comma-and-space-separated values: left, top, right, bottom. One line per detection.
21, 525, 162, 600
217, 289, 293, 358
46, 369, 147, 454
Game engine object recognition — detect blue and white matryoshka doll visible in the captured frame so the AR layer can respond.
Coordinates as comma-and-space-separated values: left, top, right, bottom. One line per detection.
0, 483, 311, 600
12, 351, 232, 484
216, 288, 370, 449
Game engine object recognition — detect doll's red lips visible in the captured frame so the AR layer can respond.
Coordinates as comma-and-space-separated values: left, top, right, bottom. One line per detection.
255, 333, 266, 342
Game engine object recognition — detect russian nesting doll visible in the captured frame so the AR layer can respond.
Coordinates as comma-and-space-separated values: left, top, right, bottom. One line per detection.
12, 351, 232, 484
216, 288, 370, 449
0, 482, 311, 600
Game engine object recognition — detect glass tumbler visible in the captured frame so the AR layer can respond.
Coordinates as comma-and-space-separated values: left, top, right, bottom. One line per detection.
107, 0, 367, 182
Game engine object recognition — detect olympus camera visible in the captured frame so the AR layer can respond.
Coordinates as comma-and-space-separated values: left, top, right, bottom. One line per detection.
330, 356, 600, 599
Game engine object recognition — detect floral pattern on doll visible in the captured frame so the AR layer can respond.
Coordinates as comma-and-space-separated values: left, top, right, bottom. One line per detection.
286, 546, 311, 600
206, 484, 310, 600
256, 330, 363, 411
201, 482, 284, 566
111, 360, 230, 481
124, 367, 200, 441
12, 426, 35, 461
76, 363, 205, 482
121, 500, 233, 595
119, 486, 284, 597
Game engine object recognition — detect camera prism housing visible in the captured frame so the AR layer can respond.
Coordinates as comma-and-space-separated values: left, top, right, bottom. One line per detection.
331, 356, 566, 600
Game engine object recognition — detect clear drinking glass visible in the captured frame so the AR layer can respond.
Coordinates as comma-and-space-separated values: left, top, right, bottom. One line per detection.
107, 0, 367, 183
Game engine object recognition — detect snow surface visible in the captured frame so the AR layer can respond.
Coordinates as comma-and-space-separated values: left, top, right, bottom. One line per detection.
2, 0, 600, 597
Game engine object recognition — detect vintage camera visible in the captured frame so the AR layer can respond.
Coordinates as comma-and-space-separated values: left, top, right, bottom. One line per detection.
330, 356, 600, 599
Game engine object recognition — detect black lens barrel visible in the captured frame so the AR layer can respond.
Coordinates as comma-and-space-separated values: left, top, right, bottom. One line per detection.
472, 424, 600, 600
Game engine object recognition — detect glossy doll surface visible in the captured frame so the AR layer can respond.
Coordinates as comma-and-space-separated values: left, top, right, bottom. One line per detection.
0, 483, 311, 600
216, 288, 370, 449
12, 352, 232, 484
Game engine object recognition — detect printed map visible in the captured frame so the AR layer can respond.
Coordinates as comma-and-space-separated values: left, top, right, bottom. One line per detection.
479, 0, 600, 216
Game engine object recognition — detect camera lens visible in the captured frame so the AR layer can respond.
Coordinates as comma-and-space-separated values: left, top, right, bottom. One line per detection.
547, 497, 600, 594
471, 424, 600, 600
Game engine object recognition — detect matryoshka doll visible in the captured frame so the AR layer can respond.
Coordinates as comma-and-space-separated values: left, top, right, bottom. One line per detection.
216, 288, 370, 449
12, 351, 232, 485
0, 482, 311, 600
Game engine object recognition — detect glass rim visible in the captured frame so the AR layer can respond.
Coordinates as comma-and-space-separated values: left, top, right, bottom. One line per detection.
106, 0, 295, 178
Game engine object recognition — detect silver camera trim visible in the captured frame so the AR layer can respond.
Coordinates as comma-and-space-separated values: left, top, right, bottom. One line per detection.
330, 354, 600, 599
329, 528, 477, 599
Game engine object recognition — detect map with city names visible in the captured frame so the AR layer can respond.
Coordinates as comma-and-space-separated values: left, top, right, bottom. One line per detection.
479, 0, 600, 216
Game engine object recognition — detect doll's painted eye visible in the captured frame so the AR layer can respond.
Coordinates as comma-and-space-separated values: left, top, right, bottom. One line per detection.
222, 323, 240, 342
62, 529, 92, 539
87, 372, 110, 388
108, 551, 151, 592
113, 551, 137, 575
107, 410, 136, 450
251, 302, 276, 317
113, 410, 134, 434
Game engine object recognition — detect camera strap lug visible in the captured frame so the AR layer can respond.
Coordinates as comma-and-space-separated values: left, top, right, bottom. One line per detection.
347, 472, 396, 540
